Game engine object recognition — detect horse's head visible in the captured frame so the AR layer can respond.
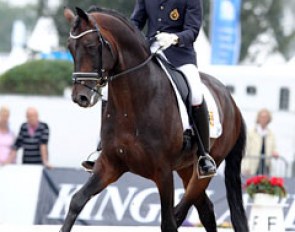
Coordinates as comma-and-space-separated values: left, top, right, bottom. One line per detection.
64, 7, 150, 107
64, 7, 117, 107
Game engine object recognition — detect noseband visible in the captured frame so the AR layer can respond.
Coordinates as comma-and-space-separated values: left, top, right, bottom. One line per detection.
70, 16, 154, 93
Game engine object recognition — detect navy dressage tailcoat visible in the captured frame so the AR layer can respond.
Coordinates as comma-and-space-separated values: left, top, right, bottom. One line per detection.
131, 0, 203, 67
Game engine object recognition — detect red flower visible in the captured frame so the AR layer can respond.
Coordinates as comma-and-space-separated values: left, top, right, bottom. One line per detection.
252, 175, 267, 185
270, 177, 284, 187
246, 177, 254, 186
245, 175, 287, 198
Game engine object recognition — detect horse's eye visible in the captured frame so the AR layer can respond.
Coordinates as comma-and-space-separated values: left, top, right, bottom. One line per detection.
86, 43, 97, 49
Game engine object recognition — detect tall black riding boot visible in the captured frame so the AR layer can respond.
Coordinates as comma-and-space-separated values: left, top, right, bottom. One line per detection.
82, 100, 107, 171
191, 100, 216, 178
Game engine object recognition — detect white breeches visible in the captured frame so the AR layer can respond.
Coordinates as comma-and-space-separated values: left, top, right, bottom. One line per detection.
177, 64, 204, 106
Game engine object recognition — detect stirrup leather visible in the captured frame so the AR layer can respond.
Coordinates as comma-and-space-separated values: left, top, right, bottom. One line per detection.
197, 155, 217, 179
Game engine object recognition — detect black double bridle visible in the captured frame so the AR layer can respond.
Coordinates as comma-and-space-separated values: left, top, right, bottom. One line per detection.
70, 17, 154, 94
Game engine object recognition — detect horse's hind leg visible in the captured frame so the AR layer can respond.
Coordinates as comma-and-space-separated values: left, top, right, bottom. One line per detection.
224, 120, 249, 232
60, 156, 123, 232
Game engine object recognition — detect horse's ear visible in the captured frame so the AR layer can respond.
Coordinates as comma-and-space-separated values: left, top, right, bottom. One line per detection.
75, 7, 90, 23
64, 7, 75, 24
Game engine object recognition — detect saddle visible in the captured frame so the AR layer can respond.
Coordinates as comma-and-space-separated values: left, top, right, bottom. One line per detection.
154, 54, 192, 118
154, 54, 193, 150
153, 53, 222, 140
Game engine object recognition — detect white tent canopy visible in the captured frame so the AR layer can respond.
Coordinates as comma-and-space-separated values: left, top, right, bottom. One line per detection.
0, 20, 28, 74
27, 17, 59, 53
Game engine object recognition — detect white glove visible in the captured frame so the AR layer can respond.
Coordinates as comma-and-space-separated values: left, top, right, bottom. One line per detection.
155, 32, 179, 50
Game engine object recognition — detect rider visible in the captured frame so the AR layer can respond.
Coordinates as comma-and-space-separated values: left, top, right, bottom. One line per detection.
130, 0, 216, 177
82, 0, 216, 178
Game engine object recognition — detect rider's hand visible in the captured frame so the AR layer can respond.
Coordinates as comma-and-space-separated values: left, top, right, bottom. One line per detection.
155, 32, 178, 50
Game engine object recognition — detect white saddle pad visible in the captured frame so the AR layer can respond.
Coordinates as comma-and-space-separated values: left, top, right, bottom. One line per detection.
201, 83, 223, 138
157, 58, 222, 139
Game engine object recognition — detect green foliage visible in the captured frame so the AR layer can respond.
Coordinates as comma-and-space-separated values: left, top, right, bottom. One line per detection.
0, 2, 37, 52
54, 0, 136, 48
202, 1, 211, 37
240, 0, 295, 61
0, 60, 73, 96
204, 0, 295, 62
1, 0, 294, 62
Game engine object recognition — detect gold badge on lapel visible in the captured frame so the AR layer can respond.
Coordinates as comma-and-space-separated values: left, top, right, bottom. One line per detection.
170, 9, 180, 21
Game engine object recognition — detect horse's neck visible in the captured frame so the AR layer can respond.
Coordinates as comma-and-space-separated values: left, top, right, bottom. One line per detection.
108, 58, 170, 113
106, 27, 175, 114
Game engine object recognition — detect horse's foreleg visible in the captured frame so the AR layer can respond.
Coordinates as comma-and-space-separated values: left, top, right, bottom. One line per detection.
174, 198, 191, 227
60, 174, 102, 232
176, 191, 217, 232
194, 192, 217, 232
174, 168, 193, 227
178, 171, 217, 232
155, 169, 178, 232
60, 157, 123, 232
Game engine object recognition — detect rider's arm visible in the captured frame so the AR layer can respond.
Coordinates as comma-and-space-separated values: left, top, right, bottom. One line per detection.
175, 0, 203, 47
130, 0, 147, 31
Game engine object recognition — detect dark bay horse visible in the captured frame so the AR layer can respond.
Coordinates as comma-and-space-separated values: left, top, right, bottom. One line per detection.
61, 6, 249, 232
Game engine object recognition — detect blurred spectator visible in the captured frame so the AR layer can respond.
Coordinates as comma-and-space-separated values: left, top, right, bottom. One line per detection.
0, 106, 15, 164
4, 107, 52, 168
242, 108, 278, 176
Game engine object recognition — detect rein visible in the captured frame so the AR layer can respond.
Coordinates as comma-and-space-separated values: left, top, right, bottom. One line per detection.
70, 18, 154, 92
108, 54, 154, 82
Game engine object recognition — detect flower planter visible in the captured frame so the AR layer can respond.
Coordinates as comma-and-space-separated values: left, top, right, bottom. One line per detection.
253, 193, 279, 205
249, 193, 285, 232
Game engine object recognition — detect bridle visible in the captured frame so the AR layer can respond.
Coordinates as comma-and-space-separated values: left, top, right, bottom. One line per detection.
70, 16, 154, 93
70, 18, 110, 94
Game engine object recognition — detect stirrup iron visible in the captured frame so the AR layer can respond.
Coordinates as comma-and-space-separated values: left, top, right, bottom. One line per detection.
197, 155, 217, 179
82, 150, 101, 173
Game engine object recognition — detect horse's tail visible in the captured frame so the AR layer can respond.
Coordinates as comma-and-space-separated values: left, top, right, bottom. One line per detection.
224, 117, 249, 232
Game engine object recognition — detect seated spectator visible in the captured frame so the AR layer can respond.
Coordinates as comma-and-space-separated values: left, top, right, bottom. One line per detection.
4, 107, 52, 168
242, 108, 279, 176
0, 106, 15, 164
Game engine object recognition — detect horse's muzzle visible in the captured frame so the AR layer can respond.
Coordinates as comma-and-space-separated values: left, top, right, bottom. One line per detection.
72, 93, 91, 108
72, 90, 100, 108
